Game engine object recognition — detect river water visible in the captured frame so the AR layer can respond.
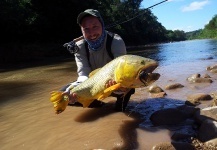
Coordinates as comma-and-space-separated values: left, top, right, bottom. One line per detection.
1, 39, 217, 150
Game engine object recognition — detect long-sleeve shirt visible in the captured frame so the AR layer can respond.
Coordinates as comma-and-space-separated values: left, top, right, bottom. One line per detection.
74, 31, 127, 77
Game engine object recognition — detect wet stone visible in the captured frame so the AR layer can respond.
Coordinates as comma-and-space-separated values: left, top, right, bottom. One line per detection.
207, 64, 217, 72
152, 142, 195, 150
171, 132, 194, 141
186, 93, 212, 106
210, 92, 217, 106
150, 92, 167, 98
187, 93, 212, 102
204, 138, 217, 149
198, 119, 217, 142
165, 83, 184, 90
188, 78, 213, 83
202, 73, 211, 78
148, 85, 164, 93
187, 73, 213, 83
211, 91, 217, 99
152, 142, 175, 150
177, 105, 199, 118
207, 64, 217, 70
194, 106, 217, 124
210, 69, 217, 73
150, 108, 188, 126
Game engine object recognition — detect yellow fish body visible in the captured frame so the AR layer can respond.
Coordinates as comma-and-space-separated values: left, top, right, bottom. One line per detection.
50, 55, 160, 114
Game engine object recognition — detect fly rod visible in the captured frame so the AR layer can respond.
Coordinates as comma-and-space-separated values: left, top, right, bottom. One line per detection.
106, 0, 168, 29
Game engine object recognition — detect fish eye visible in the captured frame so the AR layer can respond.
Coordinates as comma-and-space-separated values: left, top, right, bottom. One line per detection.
141, 60, 145, 64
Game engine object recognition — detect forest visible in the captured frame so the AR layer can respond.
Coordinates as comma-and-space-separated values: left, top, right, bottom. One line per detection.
186, 15, 217, 40
0, 0, 215, 63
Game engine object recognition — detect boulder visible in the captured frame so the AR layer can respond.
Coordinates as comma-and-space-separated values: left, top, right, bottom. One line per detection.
150, 108, 188, 126
165, 83, 184, 90
198, 119, 217, 142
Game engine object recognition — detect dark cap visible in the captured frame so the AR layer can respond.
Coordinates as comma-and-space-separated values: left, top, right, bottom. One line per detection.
77, 9, 102, 25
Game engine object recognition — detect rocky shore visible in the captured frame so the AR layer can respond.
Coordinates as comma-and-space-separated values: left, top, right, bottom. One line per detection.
132, 63, 217, 150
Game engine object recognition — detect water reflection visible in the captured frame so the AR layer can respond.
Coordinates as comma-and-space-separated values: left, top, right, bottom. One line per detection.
128, 39, 217, 66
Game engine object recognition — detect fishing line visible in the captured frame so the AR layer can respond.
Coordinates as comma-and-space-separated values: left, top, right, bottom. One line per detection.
105, 0, 168, 29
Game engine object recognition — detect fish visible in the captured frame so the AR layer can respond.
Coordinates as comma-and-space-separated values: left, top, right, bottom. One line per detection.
50, 54, 160, 114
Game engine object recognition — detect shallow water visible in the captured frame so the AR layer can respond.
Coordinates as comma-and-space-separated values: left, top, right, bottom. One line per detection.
1, 39, 217, 149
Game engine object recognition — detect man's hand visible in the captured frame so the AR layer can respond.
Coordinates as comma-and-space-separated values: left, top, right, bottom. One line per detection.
105, 79, 117, 88
105, 80, 129, 94
63, 92, 77, 105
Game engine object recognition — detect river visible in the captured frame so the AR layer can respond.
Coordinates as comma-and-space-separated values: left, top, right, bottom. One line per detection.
1, 39, 217, 149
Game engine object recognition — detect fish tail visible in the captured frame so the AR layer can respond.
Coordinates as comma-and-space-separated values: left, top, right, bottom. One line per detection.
50, 91, 69, 114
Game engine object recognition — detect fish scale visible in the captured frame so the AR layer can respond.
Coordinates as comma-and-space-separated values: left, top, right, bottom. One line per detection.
71, 57, 116, 106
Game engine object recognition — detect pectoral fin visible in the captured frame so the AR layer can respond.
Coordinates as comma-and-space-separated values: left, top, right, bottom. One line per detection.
97, 83, 121, 100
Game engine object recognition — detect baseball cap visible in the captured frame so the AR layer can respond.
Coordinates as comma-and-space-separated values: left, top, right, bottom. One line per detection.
77, 9, 102, 25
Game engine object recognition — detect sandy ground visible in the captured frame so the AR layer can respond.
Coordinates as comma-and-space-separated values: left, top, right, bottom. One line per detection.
0, 58, 217, 150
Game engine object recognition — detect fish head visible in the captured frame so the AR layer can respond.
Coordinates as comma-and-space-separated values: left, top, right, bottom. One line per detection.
115, 55, 160, 88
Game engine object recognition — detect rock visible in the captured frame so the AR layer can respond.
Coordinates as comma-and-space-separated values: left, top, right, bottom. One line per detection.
186, 93, 212, 106
188, 78, 213, 83
210, 92, 217, 106
210, 69, 217, 73
191, 138, 204, 149
171, 132, 194, 141
171, 142, 195, 150
207, 64, 217, 71
152, 142, 175, 150
194, 106, 217, 124
198, 119, 217, 142
148, 85, 164, 93
152, 142, 195, 150
212, 99, 217, 106
185, 100, 198, 106
202, 74, 211, 78
187, 93, 212, 102
210, 91, 217, 99
188, 73, 201, 79
211, 92, 217, 106
165, 83, 184, 90
150, 92, 167, 98
207, 64, 217, 73
187, 74, 213, 83
150, 108, 188, 126
187, 73, 200, 82
205, 56, 214, 60
177, 105, 199, 118
204, 138, 217, 149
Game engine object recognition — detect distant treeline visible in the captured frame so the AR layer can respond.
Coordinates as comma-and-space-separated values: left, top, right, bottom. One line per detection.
186, 14, 217, 40
0, 0, 187, 63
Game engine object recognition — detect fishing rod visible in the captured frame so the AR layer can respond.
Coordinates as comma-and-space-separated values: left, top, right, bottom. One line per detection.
105, 0, 168, 29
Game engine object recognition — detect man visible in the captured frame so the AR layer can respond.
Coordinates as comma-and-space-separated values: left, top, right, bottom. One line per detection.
63, 9, 135, 111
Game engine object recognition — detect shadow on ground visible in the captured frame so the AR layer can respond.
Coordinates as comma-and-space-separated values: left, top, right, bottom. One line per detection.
67, 98, 187, 149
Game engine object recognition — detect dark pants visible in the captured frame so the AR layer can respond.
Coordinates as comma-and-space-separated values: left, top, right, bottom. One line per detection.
89, 88, 135, 111
113, 88, 135, 112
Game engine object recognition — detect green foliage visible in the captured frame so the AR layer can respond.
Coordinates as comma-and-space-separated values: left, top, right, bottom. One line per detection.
205, 14, 217, 30
185, 29, 202, 40
187, 14, 217, 40
0, 0, 34, 42
0, 0, 187, 63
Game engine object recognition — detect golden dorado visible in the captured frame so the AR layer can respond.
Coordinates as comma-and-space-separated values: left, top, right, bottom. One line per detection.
50, 55, 160, 114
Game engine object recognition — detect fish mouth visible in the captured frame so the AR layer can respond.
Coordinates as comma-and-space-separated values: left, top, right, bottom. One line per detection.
139, 63, 160, 86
